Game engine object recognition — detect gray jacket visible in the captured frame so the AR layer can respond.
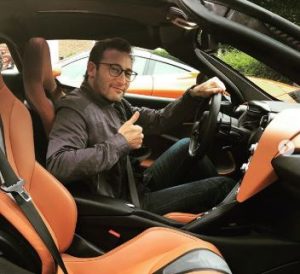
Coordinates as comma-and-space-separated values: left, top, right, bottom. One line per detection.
46, 81, 201, 200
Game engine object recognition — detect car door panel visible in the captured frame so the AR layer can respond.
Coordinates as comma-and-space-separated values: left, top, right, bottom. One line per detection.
127, 75, 153, 96
152, 73, 196, 98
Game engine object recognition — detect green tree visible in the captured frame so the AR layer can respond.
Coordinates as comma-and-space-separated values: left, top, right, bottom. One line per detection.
249, 0, 299, 25
217, 47, 292, 83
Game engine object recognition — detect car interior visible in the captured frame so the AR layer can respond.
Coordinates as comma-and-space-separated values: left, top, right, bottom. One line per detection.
0, 0, 300, 273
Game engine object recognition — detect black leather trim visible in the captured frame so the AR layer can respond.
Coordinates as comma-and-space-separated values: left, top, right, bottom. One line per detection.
153, 248, 231, 274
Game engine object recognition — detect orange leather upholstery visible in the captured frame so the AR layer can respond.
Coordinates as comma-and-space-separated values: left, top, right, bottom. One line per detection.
59, 227, 221, 274
0, 74, 77, 273
238, 108, 300, 202
140, 158, 154, 168
164, 212, 202, 223
23, 37, 63, 136
0, 73, 229, 273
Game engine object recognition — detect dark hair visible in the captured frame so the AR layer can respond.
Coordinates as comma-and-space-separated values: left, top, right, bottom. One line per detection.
84, 37, 132, 81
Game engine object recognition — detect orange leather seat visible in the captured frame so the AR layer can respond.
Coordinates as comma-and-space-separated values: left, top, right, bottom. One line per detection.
0, 69, 231, 272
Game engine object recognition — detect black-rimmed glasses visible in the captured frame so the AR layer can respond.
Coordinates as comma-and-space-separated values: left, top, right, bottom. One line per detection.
98, 62, 138, 82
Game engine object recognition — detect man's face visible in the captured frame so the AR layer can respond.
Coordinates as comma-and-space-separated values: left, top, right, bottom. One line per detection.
87, 49, 132, 102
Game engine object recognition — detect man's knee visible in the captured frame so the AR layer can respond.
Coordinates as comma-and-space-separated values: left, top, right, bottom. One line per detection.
172, 138, 190, 153
177, 137, 190, 146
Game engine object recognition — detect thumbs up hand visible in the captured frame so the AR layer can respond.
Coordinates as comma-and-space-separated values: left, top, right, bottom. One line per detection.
125, 111, 140, 125
118, 112, 144, 150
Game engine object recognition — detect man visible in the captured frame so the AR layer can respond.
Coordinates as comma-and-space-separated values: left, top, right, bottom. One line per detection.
47, 37, 235, 215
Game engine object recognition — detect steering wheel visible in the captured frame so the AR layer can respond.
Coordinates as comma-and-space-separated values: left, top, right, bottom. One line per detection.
189, 93, 222, 158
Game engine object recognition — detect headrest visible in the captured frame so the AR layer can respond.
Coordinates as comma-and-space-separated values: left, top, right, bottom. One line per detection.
23, 37, 56, 93
22, 38, 65, 136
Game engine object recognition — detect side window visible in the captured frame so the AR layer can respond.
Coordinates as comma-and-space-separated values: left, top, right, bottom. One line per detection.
152, 60, 188, 75
132, 56, 148, 75
48, 39, 94, 88
217, 45, 299, 103
57, 57, 88, 87
60, 57, 88, 83
0, 43, 17, 73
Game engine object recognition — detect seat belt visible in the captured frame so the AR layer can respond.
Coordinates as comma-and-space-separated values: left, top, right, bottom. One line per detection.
0, 146, 68, 273
114, 101, 140, 207
126, 156, 140, 207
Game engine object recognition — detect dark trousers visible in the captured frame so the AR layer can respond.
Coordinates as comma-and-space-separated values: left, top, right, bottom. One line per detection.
141, 138, 236, 215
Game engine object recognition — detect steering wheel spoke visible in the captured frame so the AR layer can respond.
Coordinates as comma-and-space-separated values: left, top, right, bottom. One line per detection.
189, 93, 222, 158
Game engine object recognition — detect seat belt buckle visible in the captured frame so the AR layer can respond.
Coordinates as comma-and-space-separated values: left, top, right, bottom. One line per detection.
0, 177, 32, 202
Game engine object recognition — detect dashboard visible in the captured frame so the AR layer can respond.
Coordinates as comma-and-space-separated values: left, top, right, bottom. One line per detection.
227, 101, 300, 202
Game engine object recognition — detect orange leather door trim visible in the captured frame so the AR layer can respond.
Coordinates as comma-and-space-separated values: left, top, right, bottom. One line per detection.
164, 212, 202, 223
238, 109, 300, 202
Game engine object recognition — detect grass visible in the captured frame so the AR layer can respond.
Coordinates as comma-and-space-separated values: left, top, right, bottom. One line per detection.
216, 48, 292, 84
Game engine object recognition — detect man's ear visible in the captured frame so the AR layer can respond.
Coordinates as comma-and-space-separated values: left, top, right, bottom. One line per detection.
87, 61, 97, 79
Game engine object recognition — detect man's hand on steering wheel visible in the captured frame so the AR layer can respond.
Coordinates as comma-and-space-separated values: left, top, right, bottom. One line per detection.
189, 76, 226, 98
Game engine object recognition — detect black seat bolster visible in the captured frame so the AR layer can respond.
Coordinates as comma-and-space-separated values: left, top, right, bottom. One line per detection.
154, 248, 232, 274
0, 257, 35, 274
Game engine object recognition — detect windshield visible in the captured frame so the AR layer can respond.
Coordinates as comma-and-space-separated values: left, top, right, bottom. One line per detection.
196, 0, 300, 103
